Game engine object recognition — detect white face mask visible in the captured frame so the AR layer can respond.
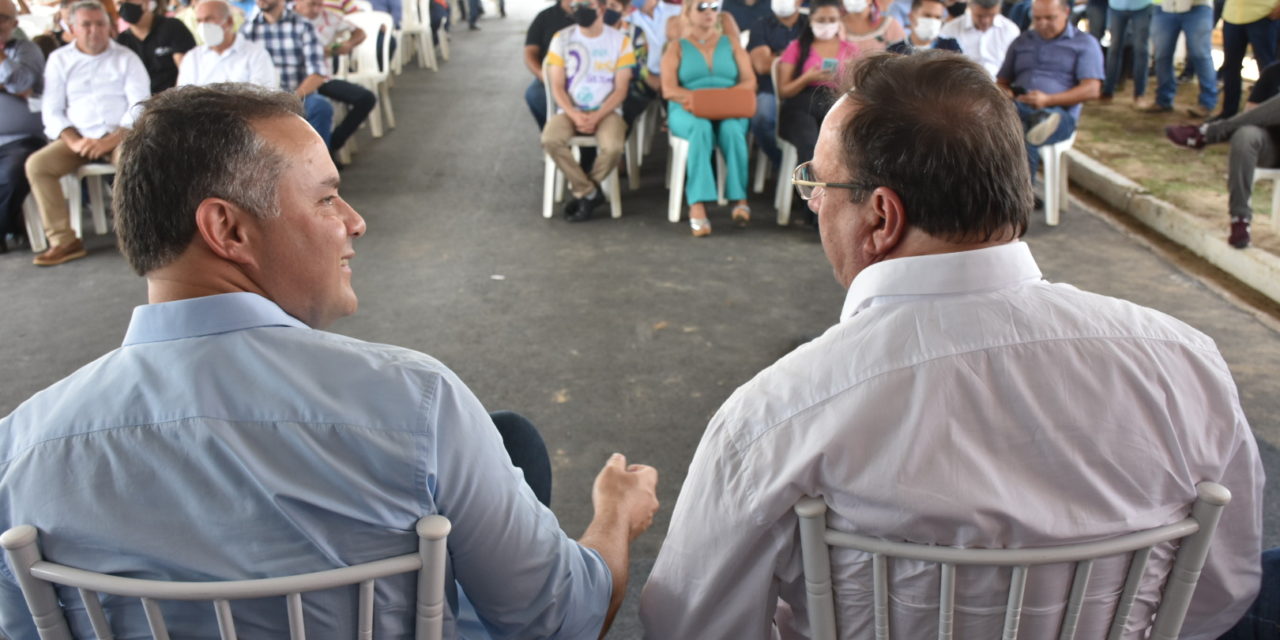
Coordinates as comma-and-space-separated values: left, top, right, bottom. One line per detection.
843, 0, 868, 13
811, 21, 839, 39
913, 16, 941, 41
199, 21, 225, 46
771, 0, 797, 17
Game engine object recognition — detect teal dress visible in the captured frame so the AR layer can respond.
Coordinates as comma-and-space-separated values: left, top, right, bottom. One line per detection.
668, 35, 750, 206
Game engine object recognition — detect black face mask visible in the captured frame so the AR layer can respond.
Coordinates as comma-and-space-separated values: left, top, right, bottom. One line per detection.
603, 8, 622, 24
573, 6, 598, 25
119, 2, 145, 23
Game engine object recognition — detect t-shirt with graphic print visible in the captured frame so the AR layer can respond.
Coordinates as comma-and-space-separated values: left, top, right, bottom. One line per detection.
544, 24, 636, 114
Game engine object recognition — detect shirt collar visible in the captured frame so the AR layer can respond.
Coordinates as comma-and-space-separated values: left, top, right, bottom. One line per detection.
840, 242, 1042, 320
122, 292, 309, 346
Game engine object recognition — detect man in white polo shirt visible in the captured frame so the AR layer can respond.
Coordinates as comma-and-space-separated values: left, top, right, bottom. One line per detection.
177, 0, 278, 88
938, 0, 1019, 78
24, 0, 149, 266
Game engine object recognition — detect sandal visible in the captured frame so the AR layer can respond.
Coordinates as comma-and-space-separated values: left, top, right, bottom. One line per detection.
731, 203, 750, 226
690, 216, 712, 237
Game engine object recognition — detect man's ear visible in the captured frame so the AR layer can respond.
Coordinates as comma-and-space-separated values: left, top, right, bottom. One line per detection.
866, 186, 907, 258
194, 197, 260, 268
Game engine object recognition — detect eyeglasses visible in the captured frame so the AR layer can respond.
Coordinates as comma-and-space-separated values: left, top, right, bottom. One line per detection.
791, 161, 861, 201
696, 2, 720, 11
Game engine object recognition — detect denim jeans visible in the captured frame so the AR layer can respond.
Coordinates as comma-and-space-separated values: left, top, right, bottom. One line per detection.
1152, 5, 1218, 110
1217, 548, 1280, 639
0, 135, 42, 237
303, 93, 334, 149
1104, 5, 1154, 97
1221, 17, 1279, 117
1015, 102, 1077, 176
525, 78, 548, 129
489, 411, 552, 507
1085, 0, 1108, 42
751, 91, 780, 166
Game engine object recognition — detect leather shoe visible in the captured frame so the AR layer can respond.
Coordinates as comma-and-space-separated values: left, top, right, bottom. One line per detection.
32, 238, 87, 266
568, 188, 604, 222
1229, 218, 1251, 249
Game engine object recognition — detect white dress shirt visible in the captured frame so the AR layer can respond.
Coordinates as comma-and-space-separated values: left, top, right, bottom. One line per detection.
939, 12, 1020, 78
176, 34, 279, 89
41, 40, 150, 140
640, 242, 1263, 640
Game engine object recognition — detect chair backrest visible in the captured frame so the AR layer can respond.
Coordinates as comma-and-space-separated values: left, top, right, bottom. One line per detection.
770, 57, 785, 142
1, 515, 451, 640
542, 58, 559, 120
346, 10, 395, 79
795, 482, 1231, 640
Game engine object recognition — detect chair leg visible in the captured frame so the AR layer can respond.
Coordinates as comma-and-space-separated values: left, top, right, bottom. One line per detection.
625, 131, 641, 191
1043, 149, 1060, 226
542, 155, 556, 219
1268, 177, 1279, 229
1058, 152, 1069, 216
776, 145, 796, 225
668, 137, 687, 223
715, 150, 727, 206
380, 83, 395, 130
439, 28, 450, 61
87, 175, 108, 235
753, 148, 768, 194
22, 195, 47, 253
61, 175, 83, 239
607, 168, 622, 218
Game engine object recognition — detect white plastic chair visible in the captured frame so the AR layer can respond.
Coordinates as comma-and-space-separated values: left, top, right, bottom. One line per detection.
1039, 131, 1076, 226
345, 11, 396, 138
21, 163, 115, 253
398, 0, 439, 71
771, 58, 799, 226
0, 515, 452, 640
665, 131, 727, 222
541, 61, 622, 219
1249, 167, 1280, 228
795, 481, 1232, 640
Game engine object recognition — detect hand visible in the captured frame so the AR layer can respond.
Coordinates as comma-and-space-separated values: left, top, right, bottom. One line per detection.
591, 453, 659, 542
1017, 89, 1051, 110
804, 67, 835, 84
78, 137, 109, 159
579, 110, 601, 134
671, 89, 694, 111
567, 109, 592, 132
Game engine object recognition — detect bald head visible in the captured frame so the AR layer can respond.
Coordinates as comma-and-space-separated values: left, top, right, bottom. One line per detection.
196, 0, 231, 21
0, 0, 17, 42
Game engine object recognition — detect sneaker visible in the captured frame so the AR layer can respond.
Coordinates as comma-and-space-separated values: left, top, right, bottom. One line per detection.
32, 238, 86, 266
1165, 124, 1207, 150
1025, 111, 1062, 146
1138, 102, 1173, 113
1186, 105, 1211, 119
1228, 218, 1251, 248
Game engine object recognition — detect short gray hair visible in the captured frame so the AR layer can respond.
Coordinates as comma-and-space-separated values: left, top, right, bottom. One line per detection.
115, 84, 304, 275
68, 0, 105, 23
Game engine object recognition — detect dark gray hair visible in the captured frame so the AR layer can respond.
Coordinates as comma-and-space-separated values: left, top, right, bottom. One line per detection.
969, 0, 1002, 9
115, 84, 304, 276
835, 52, 1032, 242
67, 0, 105, 23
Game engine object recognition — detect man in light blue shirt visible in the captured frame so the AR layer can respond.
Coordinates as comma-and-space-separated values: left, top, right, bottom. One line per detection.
0, 84, 660, 639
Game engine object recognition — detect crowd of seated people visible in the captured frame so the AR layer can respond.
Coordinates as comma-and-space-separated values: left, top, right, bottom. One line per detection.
0, 0, 450, 261
524, 0, 1111, 233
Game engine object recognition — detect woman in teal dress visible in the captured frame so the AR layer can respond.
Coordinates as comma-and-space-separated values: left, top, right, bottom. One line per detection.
660, 0, 756, 236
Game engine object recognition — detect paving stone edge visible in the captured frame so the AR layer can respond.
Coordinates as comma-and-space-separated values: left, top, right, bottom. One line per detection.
1066, 149, 1280, 304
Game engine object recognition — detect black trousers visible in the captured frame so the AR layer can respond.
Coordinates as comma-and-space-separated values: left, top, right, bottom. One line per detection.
778, 85, 837, 166
317, 80, 377, 153
0, 136, 44, 238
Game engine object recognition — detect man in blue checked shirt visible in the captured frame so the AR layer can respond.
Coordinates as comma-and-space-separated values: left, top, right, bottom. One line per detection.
0, 84, 661, 640
241, 0, 334, 148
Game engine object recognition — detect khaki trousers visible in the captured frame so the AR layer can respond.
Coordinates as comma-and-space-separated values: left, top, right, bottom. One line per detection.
541, 111, 626, 199
24, 139, 119, 248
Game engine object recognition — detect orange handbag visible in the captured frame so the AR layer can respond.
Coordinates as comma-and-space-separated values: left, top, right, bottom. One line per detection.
688, 87, 757, 120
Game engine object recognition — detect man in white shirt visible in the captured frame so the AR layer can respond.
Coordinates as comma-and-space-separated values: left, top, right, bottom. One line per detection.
24, 0, 149, 266
541, 0, 633, 221
176, 0, 278, 88
640, 51, 1263, 640
938, 0, 1019, 77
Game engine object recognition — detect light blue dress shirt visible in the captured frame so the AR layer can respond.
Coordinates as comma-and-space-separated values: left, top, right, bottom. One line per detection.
0, 292, 611, 640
